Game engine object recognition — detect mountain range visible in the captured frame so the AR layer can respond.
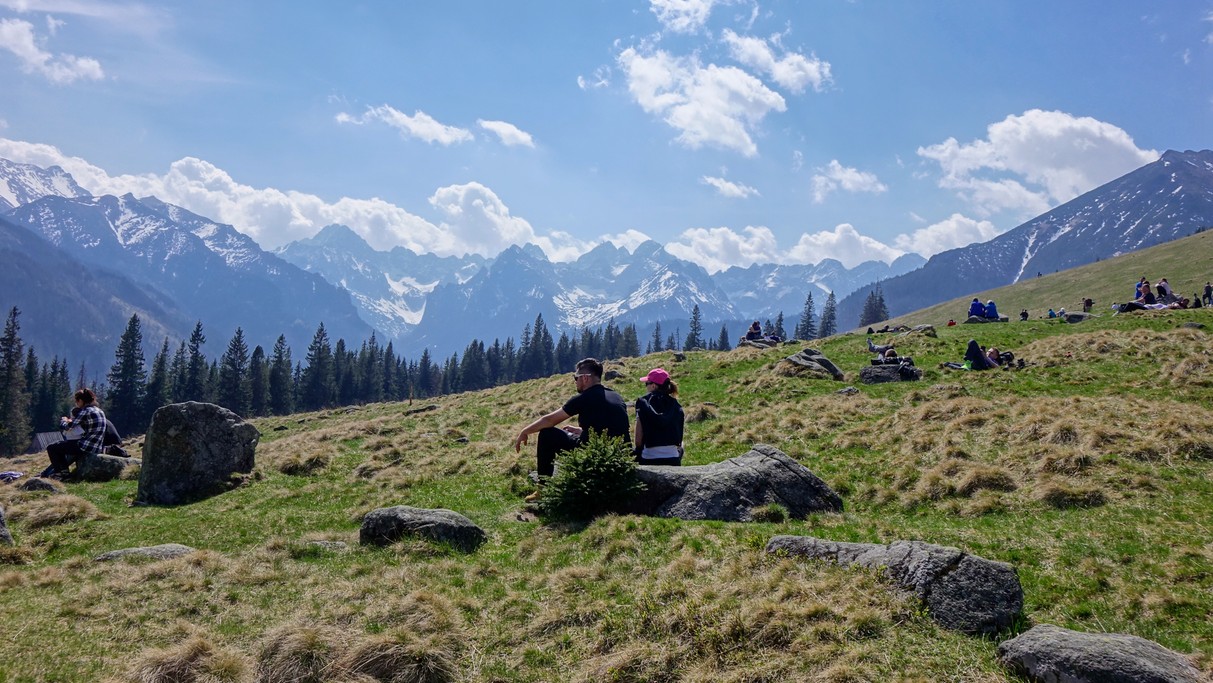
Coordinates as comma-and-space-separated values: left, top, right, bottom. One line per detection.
838, 149, 1213, 326
2, 149, 1211, 369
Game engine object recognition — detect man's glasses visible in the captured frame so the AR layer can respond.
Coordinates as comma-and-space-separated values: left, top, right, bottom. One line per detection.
573, 373, 592, 379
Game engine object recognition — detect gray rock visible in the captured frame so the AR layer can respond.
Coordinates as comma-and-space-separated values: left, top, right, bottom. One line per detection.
998, 624, 1205, 683
859, 364, 921, 384
903, 324, 938, 338
1181, 322, 1206, 330
19, 477, 62, 493
783, 348, 845, 380
836, 386, 860, 396
765, 536, 1022, 635
738, 339, 778, 349
604, 369, 624, 381
0, 506, 11, 546
623, 444, 843, 522
76, 452, 139, 482
95, 543, 196, 562
673, 352, 687, 362
965, 316, 1010, 324
405, 404, 439, 416
1063, 312, 1093, 324
360, 506, 487, 552
136, 402, 260, 506
308, 540, 348, 551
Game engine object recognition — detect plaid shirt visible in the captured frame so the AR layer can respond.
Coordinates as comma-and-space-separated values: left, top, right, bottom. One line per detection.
66, 405, 108, 455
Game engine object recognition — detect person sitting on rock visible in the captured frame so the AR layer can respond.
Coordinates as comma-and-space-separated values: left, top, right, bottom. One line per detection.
983, 300, 1000, 319
633, 368, 684, 466
968, 298, 985, 318
745, 321, 763, 341
41, 388, 108, 480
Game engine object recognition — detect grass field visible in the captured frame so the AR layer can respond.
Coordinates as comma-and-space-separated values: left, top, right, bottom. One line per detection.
1, 305, 1212, 681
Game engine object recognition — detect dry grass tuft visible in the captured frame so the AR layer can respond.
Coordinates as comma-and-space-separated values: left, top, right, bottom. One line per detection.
14, 494, 104, 529
122, 635, 253, 683
955, 465, 1018, 497
277, 452, 332, 475
0, 545, 35, 565
256, 622, 351, 683
685, 403, 718, 423
337, 631, 460, 683
1037, 480, 1108, 509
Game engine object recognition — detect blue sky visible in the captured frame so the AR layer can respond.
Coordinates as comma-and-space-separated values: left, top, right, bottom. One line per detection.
0, 0, 1208, 270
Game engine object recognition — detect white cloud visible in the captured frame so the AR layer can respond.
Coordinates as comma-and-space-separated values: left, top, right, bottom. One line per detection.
791, 150, 803, 171
666, 225, 781, 272
44, 14, 62, 34
617, 45, 786, 156
786, 223, 904, 268
577, 65, 611, 90
721, 29, 832, 94
649, 0, 718, 34
918, 109, 1159, 216
0, 16, 102, 83
336, 105, 473, 146
665, 222, 903, 272
893, 213, 999, 258
810, 160, 888, 203
0, 138, 595, 260
602, 229, 652, 252
701, 175, 759, 198
476, 119, 535, 148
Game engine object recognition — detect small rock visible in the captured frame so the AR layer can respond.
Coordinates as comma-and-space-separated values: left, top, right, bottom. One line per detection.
859, 364, 921, 384
604, 369, 624, 381
673, 352, 687, 362
95, 543, 196, 562
998, 624, 1205, 683
307, 540, 348, 551
19, 477, 62, 493
1180, 322, 1206, 330
0, 506, 12, 545
360, 506, 487, 552
405, 404, 440, 416
273, 425, 289, 431
835, 386, 860, 395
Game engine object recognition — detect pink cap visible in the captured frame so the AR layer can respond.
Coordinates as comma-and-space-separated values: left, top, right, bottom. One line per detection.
643, 368, 670, 385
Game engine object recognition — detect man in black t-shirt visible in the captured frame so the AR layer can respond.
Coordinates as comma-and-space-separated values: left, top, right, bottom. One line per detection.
513, 357, 630, 501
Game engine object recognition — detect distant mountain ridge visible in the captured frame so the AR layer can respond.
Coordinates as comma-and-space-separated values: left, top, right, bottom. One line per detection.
838, 149, 1213, 328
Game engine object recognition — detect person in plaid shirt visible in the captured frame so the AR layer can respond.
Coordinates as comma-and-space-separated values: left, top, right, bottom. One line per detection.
41, 388, 109, 480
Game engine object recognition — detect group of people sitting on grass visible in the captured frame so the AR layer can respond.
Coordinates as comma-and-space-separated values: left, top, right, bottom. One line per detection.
1114, 276, 1204, 314
967, 298, 1001, 320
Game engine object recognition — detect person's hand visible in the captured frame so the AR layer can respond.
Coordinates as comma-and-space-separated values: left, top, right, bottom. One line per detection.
513, 431, 528, 453
563, 425, 582, 437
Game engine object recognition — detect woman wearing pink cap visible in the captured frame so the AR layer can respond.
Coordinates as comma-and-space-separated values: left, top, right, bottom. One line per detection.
634, 367, 684, 466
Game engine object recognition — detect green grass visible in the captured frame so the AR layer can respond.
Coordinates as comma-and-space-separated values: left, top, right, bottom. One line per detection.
877, 228, 1213, 331
1, 310, 1211, 682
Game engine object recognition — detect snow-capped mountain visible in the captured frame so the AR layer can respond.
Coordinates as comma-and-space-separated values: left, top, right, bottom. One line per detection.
838, 149, 1213, 327
713, 254, 926, 321
274, 224, 484, 340
4, 192, 371, 354
0, 158, 91, 211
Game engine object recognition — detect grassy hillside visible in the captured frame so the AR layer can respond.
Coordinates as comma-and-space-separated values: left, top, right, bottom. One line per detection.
1, 308, 1212, 681
874, 229, 1213, 331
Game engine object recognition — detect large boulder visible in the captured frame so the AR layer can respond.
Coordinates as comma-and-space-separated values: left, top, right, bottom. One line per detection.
782, 348, 845, 380
859, 364, 921, 384
95, 543, 196, 562
76, 452, 139, 482
1063, 312, 1093, 324
621, 444, 843, 522
136, 402, 260, 506
998, 624, 1204, 683
0, 506, 11, 546
360, 506, 487, 552
765, 536, 1022, 635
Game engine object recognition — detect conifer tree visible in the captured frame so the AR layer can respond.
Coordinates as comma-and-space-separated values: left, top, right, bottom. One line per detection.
818, 291, 838, 338
217, 327, 251, 416
0, 307, 31, 455
774, 312, 786, 340
184, 321, 209, 402
144, 338, 173, 428
649, 321, 662, 355
249, 345, 269, 416
459, 339, 490, 391
269, 335, 294, 415
416, 348, 435, 397
716, 324, 732, 351
619, 323, 641, 358
360, 334, 384, 404
170, 341, 188, 402
107, 314, 147, 434
684, 304, 704, 350
301, 323, 334, 410
795, 292, 817, 340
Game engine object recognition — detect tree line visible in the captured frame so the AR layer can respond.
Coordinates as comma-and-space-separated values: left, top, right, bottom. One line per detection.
0, 290, 848, 455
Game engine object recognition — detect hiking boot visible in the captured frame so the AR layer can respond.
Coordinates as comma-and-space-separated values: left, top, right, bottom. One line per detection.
524, 490, 543, 503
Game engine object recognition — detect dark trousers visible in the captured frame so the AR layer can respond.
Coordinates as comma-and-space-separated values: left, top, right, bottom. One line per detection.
536, 427, 579, 478
46, 439, 85, 473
